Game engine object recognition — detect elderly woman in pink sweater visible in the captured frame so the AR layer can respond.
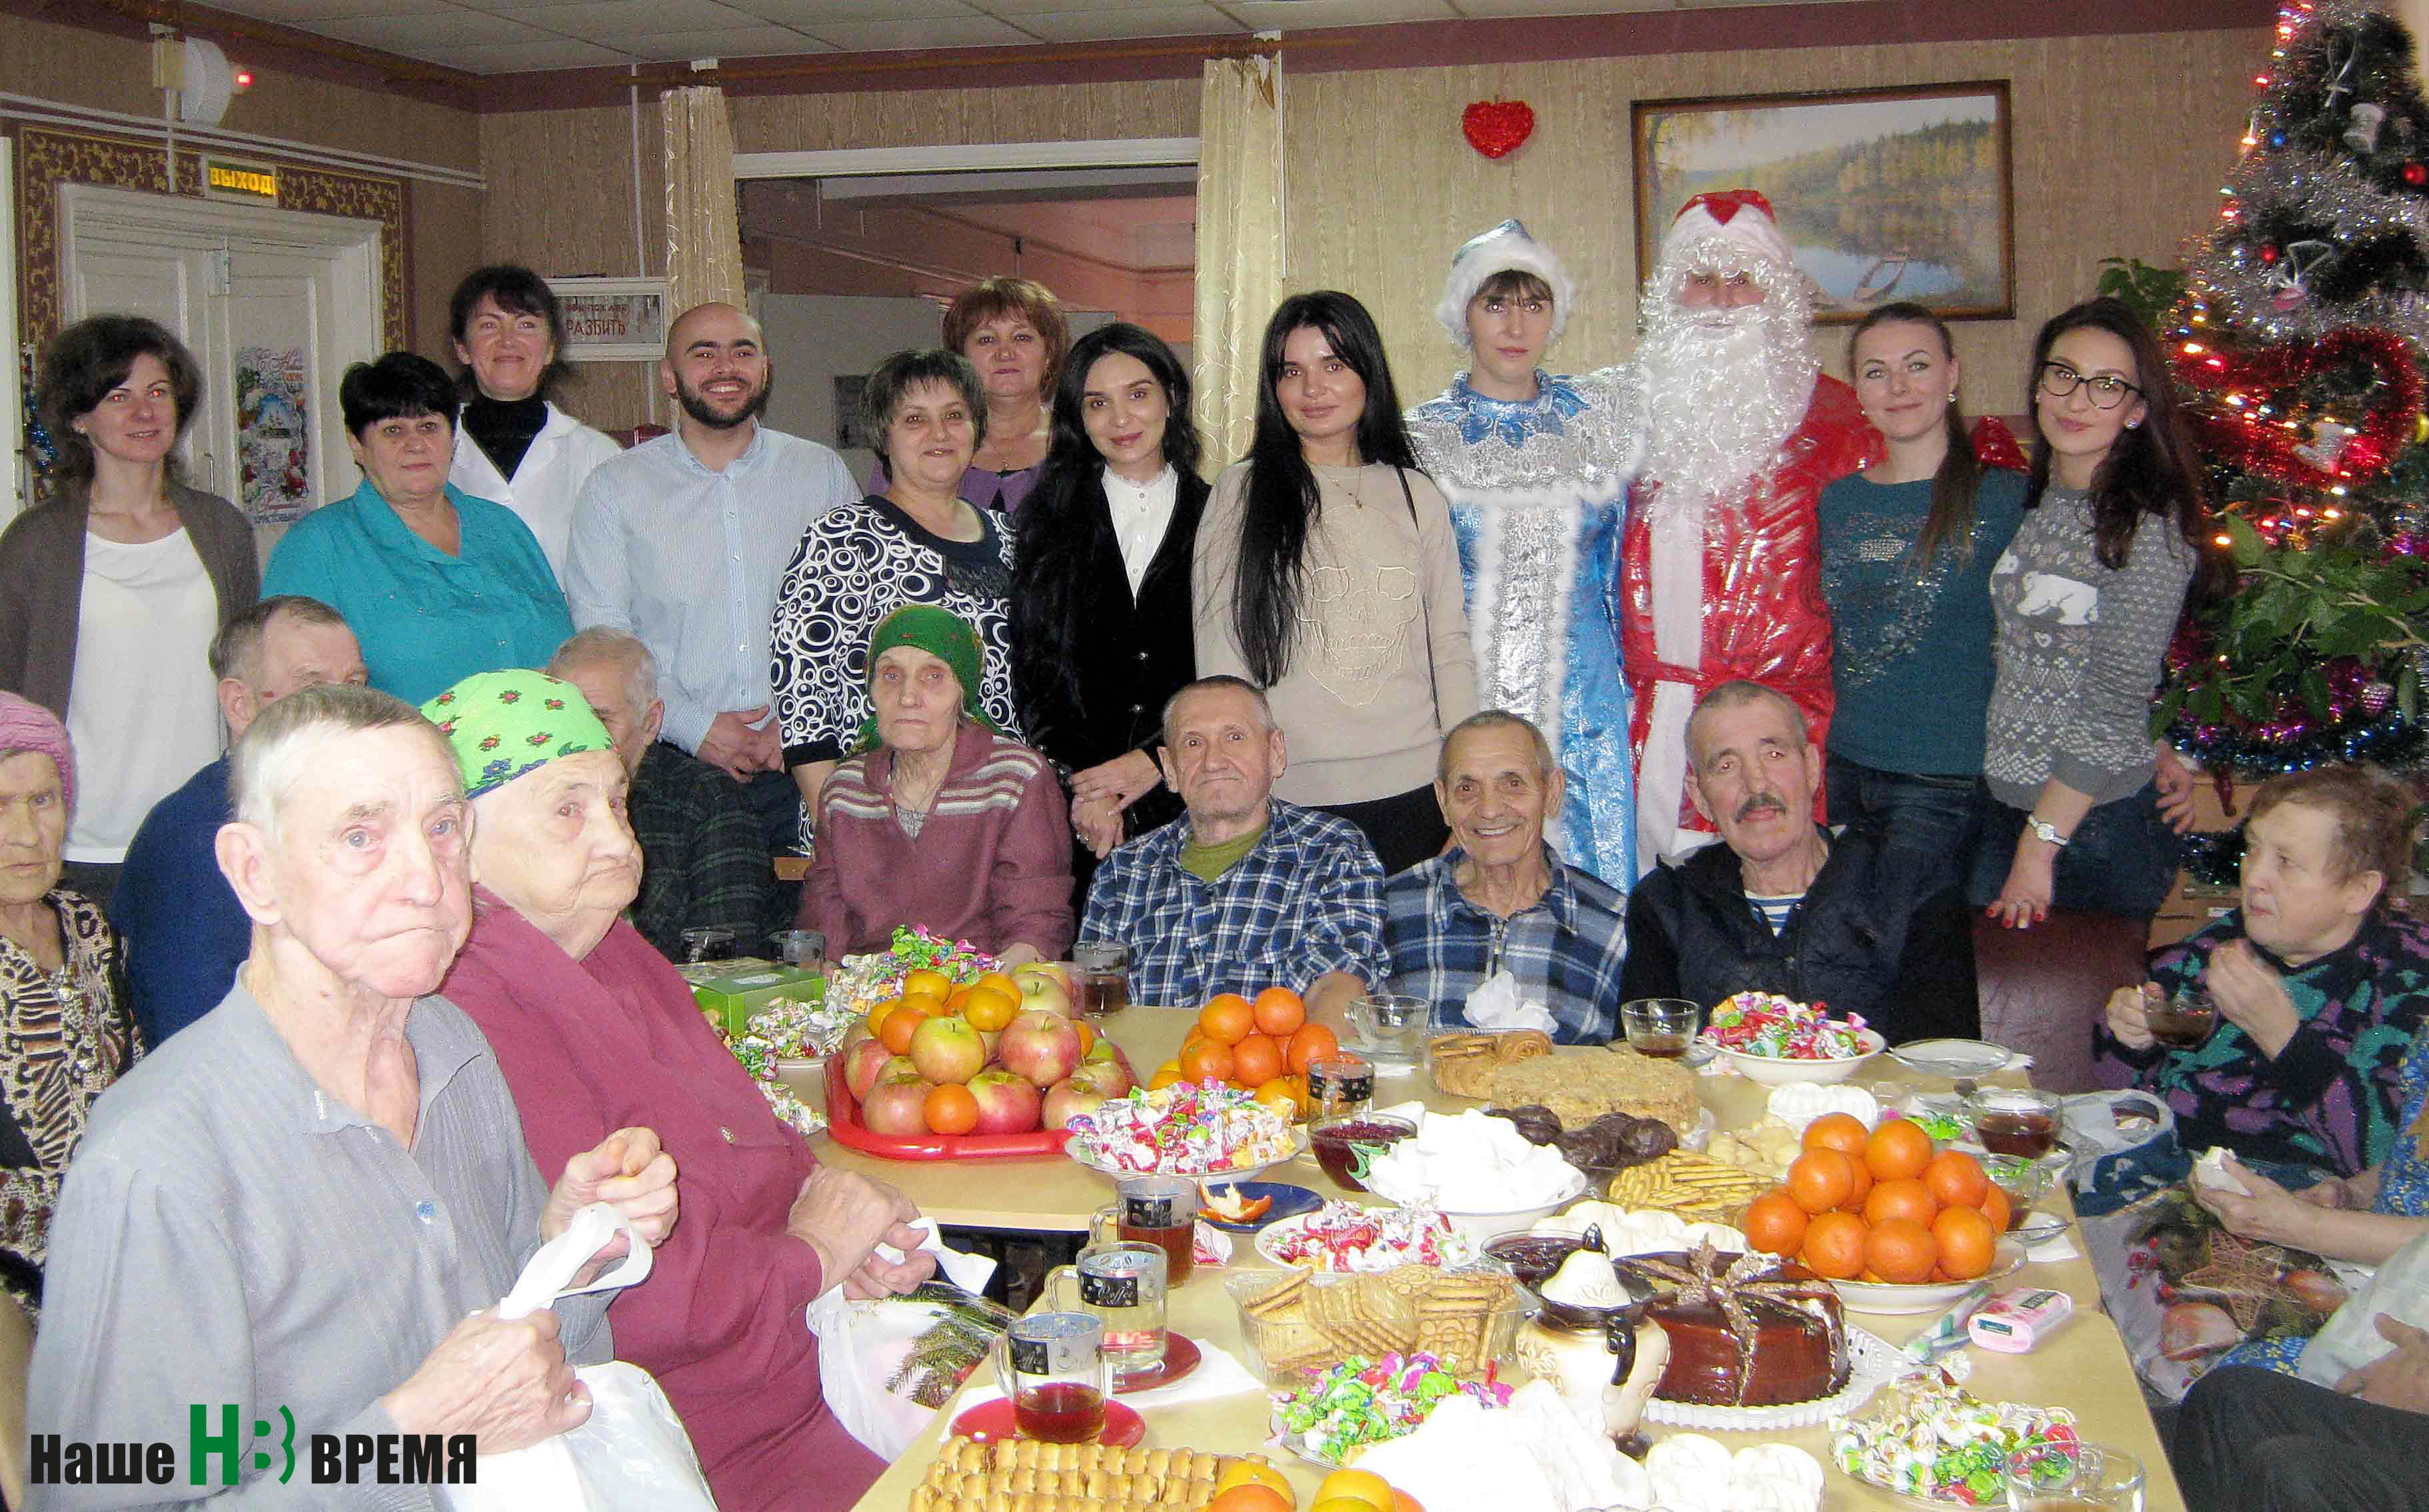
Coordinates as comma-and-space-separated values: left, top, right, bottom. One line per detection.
800, 605, 1073, 962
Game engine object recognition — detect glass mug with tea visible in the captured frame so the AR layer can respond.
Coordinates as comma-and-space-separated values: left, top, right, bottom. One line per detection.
1073, 942, 1130, 1017
1349, 993, 1428, 1069
1044, 1239, 1168, 1380
2139, 984, 2218, 1050
1620, 998, 1703, 1060
995, 1311, 1114, 1444
1305, 1053, 1375, 1119
1971, 1087, 2064, 1160
1090, 1173, 1197, 1287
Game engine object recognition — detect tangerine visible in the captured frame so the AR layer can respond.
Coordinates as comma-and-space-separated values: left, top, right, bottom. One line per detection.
973, 970, 1022, 1004
1208, 1488, 1293, 1512
1253, 986, 1308, 1037
1932, 1205, 1999, 1281
962, 984, 1020, 1032
1743, 1191, 1810, 1257
1864, 1217, 1939, 1285
1200, 994, 1257, 1046
1863, 1177, 1940, 1229
1799, 1210, 1868, 1279
1864, 1118, 1935, 1183
923, 1083, 980, 1135
1286, 1022, 1341, 1075
865, 997, 905, 1040
1841, 1156, 1875, 1212
1232, 1032, 1285, 1088
902, 967, 953, 1000
1214, 1463, 1295, 1504
1072, 1018, 1099, 1054
1149, 1060, 1186, 1091
1979, 1183, 2013, 1235
1923, 1149, 1991, 1210
1314, 1469, 1395, 1511
1786, 1149, 1857, 1215
1180, 1038, 1237, 1085
878, 1004, 928, 1055
1803, 1112, 1871, 1159
1251, 1076, 1303, 1122
1393, 1493, 1425, 1512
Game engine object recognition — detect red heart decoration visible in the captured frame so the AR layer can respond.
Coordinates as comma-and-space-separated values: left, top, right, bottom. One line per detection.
1462, 100, 1535, 160
2174, 327, 2424, 488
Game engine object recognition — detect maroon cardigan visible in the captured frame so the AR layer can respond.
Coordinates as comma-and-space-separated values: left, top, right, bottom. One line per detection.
440, 894, 883, 1512
800, 720, 1074, 958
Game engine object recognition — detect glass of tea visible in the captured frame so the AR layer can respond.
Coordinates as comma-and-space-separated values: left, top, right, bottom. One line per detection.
1349, 994, 1429, 1069
1090, 1173, 1198, 1287
1044, 1240, 1168, 1381
1620, 998, 1703, 1060
1970, 1087, 2064, 1160
995, 1311, 1112, 1443
769, 929, 826, 972
2141, 984, 2217, 1050
2005, 1442, 2143, 1511
678, 926, 734, 965
1305, 1054, 1375, 1119
1309, 1112, 1417, 1193
1073, 942, 1130, 1017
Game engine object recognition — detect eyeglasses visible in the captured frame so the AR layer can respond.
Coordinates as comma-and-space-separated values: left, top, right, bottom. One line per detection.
2038, 361, 2143, 410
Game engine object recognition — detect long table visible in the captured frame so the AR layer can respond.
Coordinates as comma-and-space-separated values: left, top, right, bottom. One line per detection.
797, 1009, 2186, 1510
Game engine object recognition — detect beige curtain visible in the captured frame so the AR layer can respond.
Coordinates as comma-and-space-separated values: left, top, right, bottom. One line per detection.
662, 84, 746, 315
1192, 52, 1284, 471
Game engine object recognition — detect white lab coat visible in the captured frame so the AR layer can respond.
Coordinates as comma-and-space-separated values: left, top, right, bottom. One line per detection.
448, 401, 623, 582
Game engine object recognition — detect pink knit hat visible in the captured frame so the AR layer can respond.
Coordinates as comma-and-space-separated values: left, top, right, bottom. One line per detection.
0, 692, 74, 818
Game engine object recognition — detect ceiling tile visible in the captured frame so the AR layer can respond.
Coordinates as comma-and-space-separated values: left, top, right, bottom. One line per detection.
1224, 0, 1459, 22
424, 36, 640, 68
313, 9, 554, 48
498, 0, 770, 31
976, 0, 1212, 12
991, 6, 1239, 40
596, 23, 830, 57
798, 14, 1041, 47
207, 0, 454, 18
725, 0, 981, 21
1449, 0, 1665, 11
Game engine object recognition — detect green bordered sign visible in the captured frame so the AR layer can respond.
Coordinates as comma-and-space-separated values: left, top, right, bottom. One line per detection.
202, 157, 279, 206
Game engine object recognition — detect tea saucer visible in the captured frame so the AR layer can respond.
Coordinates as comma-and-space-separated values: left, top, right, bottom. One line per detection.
1112, 1331, 1202, 1393
951, 1396, 1146, 1448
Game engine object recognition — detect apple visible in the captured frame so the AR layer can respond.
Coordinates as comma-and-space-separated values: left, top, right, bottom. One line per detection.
1067, 1054, 1135, 1100
1011, 966, 1074, 1018
844, 1038, 896, 1101
838, 1022, 873, 1056
880, 1054, 922, 1086
910, 1013, 987, 1086
998, 1009, 1083, 1088
861, 1078, 934, 1136
981, 1030, 1002, 1062
1016, 961, 1072, 991
967, 1070, 1044, 1135
1041, 1076, 1110, 1130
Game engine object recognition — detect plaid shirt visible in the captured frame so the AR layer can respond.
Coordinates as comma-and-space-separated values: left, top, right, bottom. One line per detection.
1080, 800, 1387, 1005
627, 740, 777, 963
1383, 846, 1630, 1044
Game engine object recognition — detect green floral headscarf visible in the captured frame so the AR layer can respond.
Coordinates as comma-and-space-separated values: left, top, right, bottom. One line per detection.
421, 669, 614, 799
854, 604, 999, 756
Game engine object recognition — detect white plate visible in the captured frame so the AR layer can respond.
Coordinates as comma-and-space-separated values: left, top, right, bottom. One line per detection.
1068, 1128, 1307, 1183
1887, 1039, 2015, 1080
1826, 1238, 2028, 1314
1253, 1207, 1483, 1271
1709, 1030, 1887, 1087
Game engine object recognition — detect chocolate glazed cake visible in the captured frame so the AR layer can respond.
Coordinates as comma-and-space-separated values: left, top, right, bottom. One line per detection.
1621, 1243, 1851, 1407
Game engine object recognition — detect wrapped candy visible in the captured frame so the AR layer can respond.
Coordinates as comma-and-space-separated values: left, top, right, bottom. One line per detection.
1707, 992, 1867, 1061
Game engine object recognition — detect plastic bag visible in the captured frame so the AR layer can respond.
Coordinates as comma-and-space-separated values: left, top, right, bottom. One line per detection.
441, 1204, 718, 1512
811, 1281, 1014, 1460
2062, 1091, 2184, 1217
2296, 1230, 2429, 1388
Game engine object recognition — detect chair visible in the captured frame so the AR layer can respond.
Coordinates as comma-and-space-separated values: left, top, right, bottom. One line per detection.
1973, 908, 2150, 1093
0, 1289, 29, 1508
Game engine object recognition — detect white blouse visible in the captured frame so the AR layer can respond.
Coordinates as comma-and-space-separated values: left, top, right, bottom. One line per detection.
1102, 464, 1179, 596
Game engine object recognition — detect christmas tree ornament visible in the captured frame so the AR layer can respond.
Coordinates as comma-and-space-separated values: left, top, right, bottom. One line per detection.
2348, 101, 2388, 149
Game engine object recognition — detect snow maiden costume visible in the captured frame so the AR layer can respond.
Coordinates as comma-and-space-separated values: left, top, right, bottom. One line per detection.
1406, 221, 1647, 884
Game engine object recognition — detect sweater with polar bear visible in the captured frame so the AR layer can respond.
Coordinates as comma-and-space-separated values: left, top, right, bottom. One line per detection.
1983, 486, 2196, 809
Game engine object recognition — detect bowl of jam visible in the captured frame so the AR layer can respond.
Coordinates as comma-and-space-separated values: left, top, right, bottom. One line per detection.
1307, 1114, 1416, 1193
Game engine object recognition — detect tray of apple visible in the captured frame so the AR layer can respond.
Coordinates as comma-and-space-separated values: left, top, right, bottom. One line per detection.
827, 928, 1138, 1159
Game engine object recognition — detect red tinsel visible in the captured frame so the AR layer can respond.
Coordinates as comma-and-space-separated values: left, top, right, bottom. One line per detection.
1968, 414, 2028, 470
2174, 326, 2426, 489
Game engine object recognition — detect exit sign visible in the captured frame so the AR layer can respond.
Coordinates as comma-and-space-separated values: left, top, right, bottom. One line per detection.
203, 157, 279, 205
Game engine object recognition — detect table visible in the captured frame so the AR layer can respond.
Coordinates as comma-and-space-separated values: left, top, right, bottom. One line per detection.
815, 1010, 2187, 1510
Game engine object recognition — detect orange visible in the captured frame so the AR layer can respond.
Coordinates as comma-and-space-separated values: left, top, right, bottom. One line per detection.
1200, 994, 1257, 1046
1864, 1217, 1939, 1285
1180, 1038, 1237, 1086
961, 984, 1020, 1032
1978, 1183, 2013, 1235
1149, 1060, 1186, 1091
1799, 1210, 1869, 1279
1923, 1150, 1991, 1211
1208, 1488, 1293, 1512
1933, 1205, 1999, 1281
1392, 1493, 1424, 1512
1286, 1022, 1341, 1075
1314, 1469, 1394, 1511
973, 970, 1022, 1003
1251, 1076, 1303, 1122
1231, 1032, 1284, 1089
924, 1083, 979, 1135
902, 967, 953, 1000
1742, 1191, 1809, 1257
1253, 986, 1307, 1037
1073, 1018, 1100, 1054
865, 996, 906, 1040
1803, 1112, 1871, 1159
1279, 1073, 1312, 1119
878, 1004, 928, 1055
1785, 1149, 1857, 1215
1863, 1177, 1940, 1229
1213, 1463, 1295, 1505
898, 988, 948, 1021
1841, 1157, 1874, 1213
1864, 1118, 1935, 1183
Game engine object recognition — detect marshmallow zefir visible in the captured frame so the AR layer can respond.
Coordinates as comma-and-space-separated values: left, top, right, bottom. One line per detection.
1435, 218, 1578, 347
420, 668, 614, 800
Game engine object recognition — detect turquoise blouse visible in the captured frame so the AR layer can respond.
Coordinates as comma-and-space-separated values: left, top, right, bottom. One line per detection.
263, 478, 574, 705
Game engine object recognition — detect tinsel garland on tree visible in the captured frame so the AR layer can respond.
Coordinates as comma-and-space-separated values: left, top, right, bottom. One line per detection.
2158, 0, 2429, 776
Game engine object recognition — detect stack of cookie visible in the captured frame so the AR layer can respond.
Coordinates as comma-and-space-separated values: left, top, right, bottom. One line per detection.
1384, 1265, 1521, 1375
1605, 1150, 1775, 1222
1236, 1265, 1520, 1379
907, 1440, 1243, 1512
1426, 1029, 1555, 1098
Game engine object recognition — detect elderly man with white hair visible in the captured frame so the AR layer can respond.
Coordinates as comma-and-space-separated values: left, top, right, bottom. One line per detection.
31, 682, 679, 1509
548, 627, 774, 962
1621, 191, 1878, 871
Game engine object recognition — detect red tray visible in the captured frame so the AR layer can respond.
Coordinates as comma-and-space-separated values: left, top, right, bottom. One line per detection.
823, 1053, 1076, 1161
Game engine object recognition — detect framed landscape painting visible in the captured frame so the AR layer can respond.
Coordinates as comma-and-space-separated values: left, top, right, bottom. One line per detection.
1632, 81, 2015, 321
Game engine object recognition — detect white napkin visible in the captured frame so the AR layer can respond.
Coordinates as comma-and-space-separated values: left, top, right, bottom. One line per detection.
2024, 1217, 2081, 1264
1121, 1338, 1265, 1407
1464, 970, 1558, 1035
866, 1216, 996, 1297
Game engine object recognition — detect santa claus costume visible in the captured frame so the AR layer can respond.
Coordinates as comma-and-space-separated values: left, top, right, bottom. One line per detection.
1406, 221, 1647, 884
1621, 191, 1878, 869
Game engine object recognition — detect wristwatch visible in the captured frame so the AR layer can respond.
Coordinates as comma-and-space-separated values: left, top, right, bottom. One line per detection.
2026, 816, 2070, 848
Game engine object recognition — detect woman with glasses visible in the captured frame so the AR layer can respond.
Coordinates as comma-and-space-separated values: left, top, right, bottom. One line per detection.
1973, 297, 2215, 928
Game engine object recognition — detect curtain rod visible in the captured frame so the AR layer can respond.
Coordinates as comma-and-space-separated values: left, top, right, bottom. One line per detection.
618, 33, 1329, 92
0, 93, 486, 189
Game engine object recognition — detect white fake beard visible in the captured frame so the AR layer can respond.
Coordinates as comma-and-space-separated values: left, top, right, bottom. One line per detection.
1637, 296, 1818, 525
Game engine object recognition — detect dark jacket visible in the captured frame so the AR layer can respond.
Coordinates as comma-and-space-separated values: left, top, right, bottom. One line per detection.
1012, 467, 1209, 845
0, 481, 259, 718
1617, 824, 1981, 1046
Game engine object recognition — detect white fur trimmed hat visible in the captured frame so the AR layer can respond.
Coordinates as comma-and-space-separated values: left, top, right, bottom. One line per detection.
1658, 189, 1797, 277
1435, 219, 1576, 347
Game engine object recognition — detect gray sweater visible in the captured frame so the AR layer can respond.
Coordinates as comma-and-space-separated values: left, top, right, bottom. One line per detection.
1983, 486, 2195, 808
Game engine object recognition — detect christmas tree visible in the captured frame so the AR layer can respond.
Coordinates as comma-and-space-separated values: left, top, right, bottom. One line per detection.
2158, 0, 2429, 780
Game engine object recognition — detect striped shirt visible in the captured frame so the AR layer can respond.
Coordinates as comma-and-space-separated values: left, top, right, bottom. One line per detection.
1748, 892, 1803, 936
30, 982, 612, 1510
1082, 800, 1389, 1006
1384, 846, 1631, 1045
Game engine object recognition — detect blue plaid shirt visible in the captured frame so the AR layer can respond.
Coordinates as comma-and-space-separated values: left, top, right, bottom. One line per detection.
1080, 800, 1388, 1006
1383, 846, 1630, 1044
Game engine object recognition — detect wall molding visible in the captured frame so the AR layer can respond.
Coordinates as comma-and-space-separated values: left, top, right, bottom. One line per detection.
734, 139, 1200, 181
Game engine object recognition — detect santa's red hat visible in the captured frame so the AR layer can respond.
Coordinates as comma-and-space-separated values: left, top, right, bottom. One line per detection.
1660, 189, 1796, 275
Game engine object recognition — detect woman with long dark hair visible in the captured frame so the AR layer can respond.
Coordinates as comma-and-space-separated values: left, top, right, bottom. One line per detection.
1816, 301, 2026, 874
1193, 292, 1476, 875
1009, 324, 1209, 882
1974, 296, 2216, 928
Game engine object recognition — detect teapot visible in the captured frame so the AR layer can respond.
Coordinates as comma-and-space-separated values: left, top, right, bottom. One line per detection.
1512, 1230, 1672, 1445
